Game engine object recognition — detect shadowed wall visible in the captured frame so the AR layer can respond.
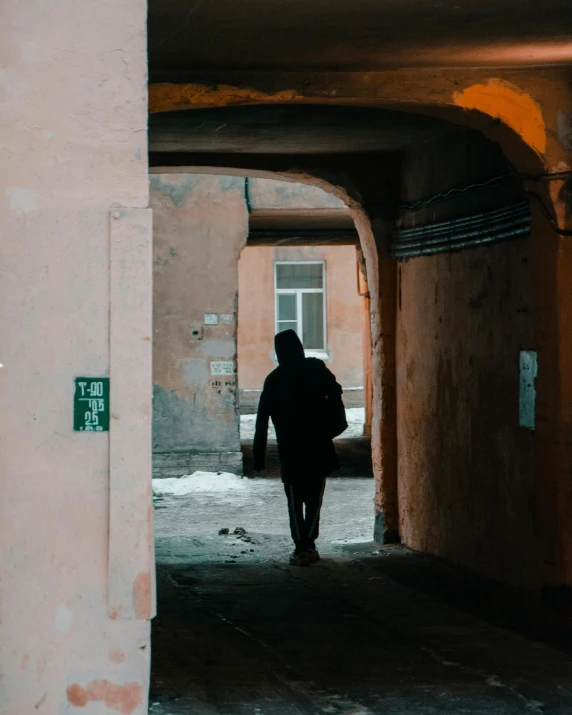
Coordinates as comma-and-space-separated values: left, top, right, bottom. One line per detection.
397, 129, 538, 589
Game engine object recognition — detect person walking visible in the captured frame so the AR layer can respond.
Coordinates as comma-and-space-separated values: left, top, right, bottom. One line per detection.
253, 329, 347, 566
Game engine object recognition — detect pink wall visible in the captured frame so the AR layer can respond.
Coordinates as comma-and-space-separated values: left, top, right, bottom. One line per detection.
0, 0, 153, 712
238, 245, 364, 398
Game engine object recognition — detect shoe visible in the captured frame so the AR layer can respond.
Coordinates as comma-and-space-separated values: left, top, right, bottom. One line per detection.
289, 551, 311, 567
305, 547, 320, 564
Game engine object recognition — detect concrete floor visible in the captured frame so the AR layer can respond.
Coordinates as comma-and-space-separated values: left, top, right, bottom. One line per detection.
150, 478, 572, 714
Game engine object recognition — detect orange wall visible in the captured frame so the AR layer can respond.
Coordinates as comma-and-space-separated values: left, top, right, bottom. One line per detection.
397, 240, 537, 590
238, 245, 364, 392
396, 127, 539, 590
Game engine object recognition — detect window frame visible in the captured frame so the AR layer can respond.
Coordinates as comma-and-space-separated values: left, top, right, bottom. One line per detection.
274, 260, 327, 357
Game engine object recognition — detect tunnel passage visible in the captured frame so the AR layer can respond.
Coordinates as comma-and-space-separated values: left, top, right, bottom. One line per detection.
145, 94, 572, 710
150, 101, 539, 591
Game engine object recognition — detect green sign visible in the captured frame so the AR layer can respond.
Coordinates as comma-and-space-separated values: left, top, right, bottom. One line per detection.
74, 377, 110, 432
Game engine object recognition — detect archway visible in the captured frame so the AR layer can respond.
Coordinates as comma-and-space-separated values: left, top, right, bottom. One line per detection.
144, 99, 572, 713
148, 99, 552, 562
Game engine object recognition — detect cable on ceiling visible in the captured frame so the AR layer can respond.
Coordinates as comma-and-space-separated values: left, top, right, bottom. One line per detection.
400, 169, 572, 235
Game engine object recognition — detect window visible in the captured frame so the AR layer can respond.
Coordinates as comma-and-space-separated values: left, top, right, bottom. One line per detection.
275, 261, 326, 352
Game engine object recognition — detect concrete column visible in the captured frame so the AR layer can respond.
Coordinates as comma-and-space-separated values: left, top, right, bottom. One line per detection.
351, 211, 399, 544
371, 220, 399, 544
531, 185, 572, 591
361, 295, 373, 439
0, 0, 152, 712
524, 86, 572, 592
356, 247, 373, 438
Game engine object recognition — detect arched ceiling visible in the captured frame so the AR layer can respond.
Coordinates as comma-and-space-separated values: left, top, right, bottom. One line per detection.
149, 104, 456, 154
148, 0, 572, 77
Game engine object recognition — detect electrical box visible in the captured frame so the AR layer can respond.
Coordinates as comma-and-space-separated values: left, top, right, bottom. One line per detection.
519, 351, 537, 430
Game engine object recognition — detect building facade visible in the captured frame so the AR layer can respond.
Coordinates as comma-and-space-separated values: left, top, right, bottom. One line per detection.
238, 244, 365, 411
152, 175, 364, 476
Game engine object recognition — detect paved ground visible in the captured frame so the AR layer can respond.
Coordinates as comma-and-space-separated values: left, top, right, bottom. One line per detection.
150, 478, 572, 714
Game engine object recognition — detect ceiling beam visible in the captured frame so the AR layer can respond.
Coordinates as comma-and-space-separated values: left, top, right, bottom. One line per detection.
247, 229, 359, 246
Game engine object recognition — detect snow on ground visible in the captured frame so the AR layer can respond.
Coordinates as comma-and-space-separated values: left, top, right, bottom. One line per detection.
240, 413, 276, 441
240, 407, 365, 441
153, 475, 375, 565
153, 471, 250, 496
341, 407, 366, 439
153, 415, 371, 565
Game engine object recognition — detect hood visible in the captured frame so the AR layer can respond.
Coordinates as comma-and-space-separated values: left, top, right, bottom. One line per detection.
275, 329, 305, 367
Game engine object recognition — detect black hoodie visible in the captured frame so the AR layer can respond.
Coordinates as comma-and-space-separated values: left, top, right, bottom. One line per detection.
274, 328, 305, 367
253, 330, 345, 483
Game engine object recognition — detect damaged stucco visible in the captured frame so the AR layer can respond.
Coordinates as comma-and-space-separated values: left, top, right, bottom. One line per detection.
151, 174, 248, 476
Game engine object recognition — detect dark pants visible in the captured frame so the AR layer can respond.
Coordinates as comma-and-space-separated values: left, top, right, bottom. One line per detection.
284, 478, 326, 552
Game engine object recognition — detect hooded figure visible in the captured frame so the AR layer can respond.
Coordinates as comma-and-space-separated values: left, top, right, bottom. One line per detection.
253, 329, 347, 565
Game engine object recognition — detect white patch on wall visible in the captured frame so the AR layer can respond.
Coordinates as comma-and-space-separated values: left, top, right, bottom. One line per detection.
210, 361, 235, 376
204, 313, 218, 325
220, 314, 234, 324
519, 350, 538, 430
55, 603, 73, 633
184, 358, 207, 386
200, 340, 236, 358
5, 187, 39, 213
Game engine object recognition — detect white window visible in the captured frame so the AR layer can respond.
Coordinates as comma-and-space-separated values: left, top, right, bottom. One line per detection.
274, 261, 326, 353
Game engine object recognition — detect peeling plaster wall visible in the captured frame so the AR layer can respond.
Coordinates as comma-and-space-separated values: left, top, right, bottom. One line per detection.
237, 245, 365, 410
397, 129, 540, 590
248, 178, 347, 210
151, 174, 248, 477
0, 0, 151, 713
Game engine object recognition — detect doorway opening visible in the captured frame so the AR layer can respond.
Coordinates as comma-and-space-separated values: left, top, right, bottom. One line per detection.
150, 172, 379, 710
151, 171, 375, 553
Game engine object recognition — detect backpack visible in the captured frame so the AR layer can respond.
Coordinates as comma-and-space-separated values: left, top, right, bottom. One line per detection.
324, 385, 348, 439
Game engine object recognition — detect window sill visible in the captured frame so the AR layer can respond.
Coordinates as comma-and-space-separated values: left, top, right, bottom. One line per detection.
304, 350, 330, 361
272, 350, 330, 362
